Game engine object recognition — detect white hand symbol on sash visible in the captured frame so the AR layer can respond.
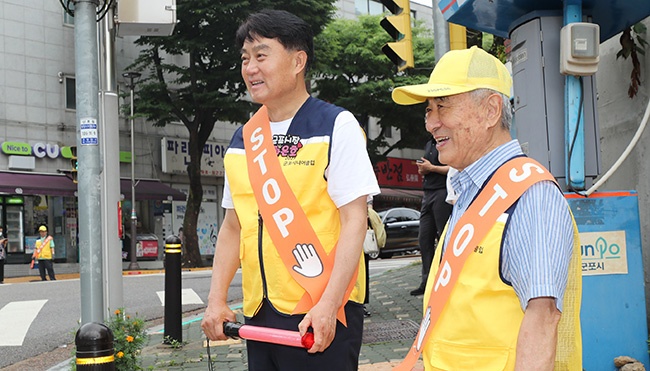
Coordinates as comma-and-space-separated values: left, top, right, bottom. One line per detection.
416, 306, 432, 351
292, 243, 323, 278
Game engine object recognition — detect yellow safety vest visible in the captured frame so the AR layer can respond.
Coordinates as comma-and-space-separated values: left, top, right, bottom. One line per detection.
422, 213, 582, 370
224, 103, 365, 318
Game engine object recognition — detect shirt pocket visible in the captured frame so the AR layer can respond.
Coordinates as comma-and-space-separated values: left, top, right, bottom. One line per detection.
428, 340, 512, 371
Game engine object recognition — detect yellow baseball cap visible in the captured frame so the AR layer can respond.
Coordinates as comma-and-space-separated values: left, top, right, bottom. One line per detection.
392, 46, 512, 105
39, 226, 47, 231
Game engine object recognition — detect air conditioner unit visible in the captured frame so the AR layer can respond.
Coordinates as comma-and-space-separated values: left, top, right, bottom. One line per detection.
116, 0, 177, 37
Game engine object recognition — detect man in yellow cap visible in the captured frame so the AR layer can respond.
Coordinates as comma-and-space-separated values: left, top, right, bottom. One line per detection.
34, 225, 56, 281
392, 46, 582, 370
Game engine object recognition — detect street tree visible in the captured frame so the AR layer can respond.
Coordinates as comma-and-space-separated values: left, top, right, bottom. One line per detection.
311, 15, 436, 163
127, 0, 336, 267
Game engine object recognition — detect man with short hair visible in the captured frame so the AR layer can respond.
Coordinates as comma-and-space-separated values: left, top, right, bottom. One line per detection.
34, 225, 56, 281
391, 46, 582, 370
201, 10, 379, 371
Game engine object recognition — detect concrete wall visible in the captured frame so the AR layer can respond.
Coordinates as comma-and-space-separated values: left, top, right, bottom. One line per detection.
594, 17, 650, 314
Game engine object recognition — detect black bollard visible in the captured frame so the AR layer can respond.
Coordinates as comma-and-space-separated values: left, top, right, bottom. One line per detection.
75, 322, 115, 370
163, 234, 182, 344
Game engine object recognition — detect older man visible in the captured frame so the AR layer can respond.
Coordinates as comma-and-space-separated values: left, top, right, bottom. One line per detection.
392, 46, 582, 370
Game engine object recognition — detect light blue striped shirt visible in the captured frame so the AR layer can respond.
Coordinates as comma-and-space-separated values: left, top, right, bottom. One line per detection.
444, 140, 574, 311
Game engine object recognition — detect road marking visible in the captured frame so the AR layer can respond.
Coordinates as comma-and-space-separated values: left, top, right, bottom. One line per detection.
156, 289, 204, 306
0, 300, 48, 346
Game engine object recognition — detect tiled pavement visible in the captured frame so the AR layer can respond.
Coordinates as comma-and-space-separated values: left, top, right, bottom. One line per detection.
139, 261, 426, 370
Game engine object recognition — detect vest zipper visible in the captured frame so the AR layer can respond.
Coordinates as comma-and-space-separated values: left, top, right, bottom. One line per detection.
258, 212, 269, 299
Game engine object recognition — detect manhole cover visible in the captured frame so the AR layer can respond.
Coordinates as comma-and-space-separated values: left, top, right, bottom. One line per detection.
362, 319, 420, 344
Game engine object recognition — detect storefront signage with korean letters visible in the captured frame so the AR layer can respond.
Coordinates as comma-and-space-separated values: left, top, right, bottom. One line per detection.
161, 137, 228, 176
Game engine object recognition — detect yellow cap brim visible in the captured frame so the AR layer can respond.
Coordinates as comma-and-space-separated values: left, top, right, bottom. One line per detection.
392, 83, 477, 105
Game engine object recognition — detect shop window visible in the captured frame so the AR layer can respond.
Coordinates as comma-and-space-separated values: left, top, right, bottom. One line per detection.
64, 2, 75, 26
65, 77, 76, 110
356, 0, 385, 15
355, 0, 368, 15
355, 0, 418, 20
368, 0, 384, 15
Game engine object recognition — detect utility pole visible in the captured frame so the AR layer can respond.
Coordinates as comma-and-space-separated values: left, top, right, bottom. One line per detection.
73, 0, 104, 324
123, 72, 141, 271
98, 4, 123, 317
433, 0, 450, 62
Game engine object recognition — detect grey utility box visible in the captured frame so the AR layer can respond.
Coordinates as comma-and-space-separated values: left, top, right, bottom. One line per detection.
509, 15, 601, 190
116, 0, 177, 37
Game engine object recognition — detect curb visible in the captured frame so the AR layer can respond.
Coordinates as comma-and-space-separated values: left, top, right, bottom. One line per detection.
3, 266, 213, 284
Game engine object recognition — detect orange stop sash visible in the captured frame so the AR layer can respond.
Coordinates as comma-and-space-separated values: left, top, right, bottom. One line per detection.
394, 156, 557, 370
242, 106, 356, 325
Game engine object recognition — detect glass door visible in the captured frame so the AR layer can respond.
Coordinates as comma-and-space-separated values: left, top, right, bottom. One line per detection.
6, 204, 24, 253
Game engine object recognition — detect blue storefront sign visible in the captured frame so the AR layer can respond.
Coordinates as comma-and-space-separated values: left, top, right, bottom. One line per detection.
567, 191, 649, 370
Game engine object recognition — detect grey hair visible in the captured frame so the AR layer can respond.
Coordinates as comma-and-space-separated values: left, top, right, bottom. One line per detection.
469, 88, 512, 131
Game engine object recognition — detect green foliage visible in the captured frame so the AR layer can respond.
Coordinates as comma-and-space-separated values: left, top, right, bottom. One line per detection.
618, 22, 648, 59
633, 22, 649, 54
129, 0, 338, 128
107, 308, 148, 371
127, 0, 338, 267
70, 309, 148, 371
163, 335, 186, 349
312, 15, 436, 161
617, 22, 647, 98
466, 29, 507, 63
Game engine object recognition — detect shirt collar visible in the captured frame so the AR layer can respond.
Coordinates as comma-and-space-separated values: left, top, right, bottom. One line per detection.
451, 139, 524, 195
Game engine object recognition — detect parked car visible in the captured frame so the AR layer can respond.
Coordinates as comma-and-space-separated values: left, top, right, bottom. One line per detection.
373, 207, 421, 259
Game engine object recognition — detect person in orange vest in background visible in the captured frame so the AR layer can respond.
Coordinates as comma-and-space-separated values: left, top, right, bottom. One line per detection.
33, 225, 56, 281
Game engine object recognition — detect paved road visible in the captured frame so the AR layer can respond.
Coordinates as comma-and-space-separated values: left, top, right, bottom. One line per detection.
0, 255, 418, 369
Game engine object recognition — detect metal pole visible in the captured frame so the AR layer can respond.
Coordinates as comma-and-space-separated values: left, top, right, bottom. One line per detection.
74, 0, 104, 325
98, 4, 124, 317
123, 73, 141, 270
564, 0, 586, 190
433, 0, 450, 62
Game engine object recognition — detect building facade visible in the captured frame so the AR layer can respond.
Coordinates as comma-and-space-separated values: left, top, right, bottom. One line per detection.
0, 0, 433, 264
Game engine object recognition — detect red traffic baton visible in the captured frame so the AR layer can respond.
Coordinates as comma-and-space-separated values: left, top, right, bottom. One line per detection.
223, 322, 314, 349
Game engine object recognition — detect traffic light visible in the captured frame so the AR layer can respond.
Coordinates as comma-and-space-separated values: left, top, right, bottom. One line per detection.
70, 146, 78, 184
380, 0, 414, 72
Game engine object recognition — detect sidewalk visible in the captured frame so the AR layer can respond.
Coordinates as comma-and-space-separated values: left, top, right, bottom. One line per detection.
139, 261, 426, 370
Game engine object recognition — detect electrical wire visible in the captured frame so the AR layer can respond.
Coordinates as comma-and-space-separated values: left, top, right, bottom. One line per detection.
581, 93, 650, 196
57, 0, 115, 22
566, 76, 584, 194
59, 0, 74, 17
206, 332, 214, 371
96, 0, 115, 21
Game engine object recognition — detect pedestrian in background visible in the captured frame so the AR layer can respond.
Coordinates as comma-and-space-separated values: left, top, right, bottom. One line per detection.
0, 226, 7, 284
201, 9, 379, 371
34, 225, 56, 281
410, 137, 452, 296
391, 46, 582, 370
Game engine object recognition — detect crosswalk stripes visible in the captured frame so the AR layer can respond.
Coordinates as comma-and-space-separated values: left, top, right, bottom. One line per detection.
0, 300, 48, 346
156, 288, 204, 306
